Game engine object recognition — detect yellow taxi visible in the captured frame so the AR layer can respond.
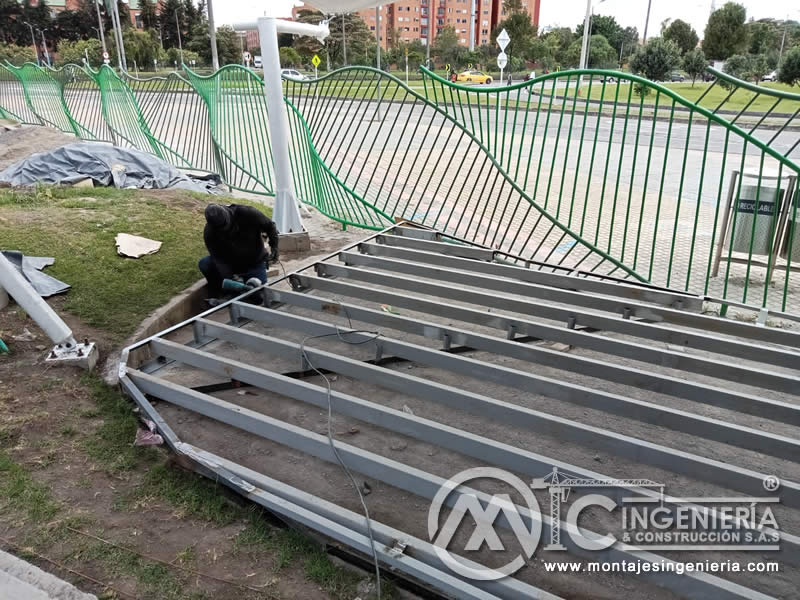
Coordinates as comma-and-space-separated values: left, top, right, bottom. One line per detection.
456, 69, 493, 85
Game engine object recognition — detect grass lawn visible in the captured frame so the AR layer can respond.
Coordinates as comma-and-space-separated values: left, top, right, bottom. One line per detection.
0, 185, 390, 599
544, 79, 800, 114
0, 186, 270, 340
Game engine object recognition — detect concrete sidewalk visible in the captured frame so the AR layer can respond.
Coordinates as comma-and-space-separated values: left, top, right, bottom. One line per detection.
0, 550, 96, 600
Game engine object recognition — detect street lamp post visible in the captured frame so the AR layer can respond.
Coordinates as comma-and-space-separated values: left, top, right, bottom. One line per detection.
23, 21, 39, 66
37, 28, 51, 67
207, 0, 219, 70
643, 0, 652, 43
175, 9, 184, 63
342, 13, 347, 66
94, 0, 108, 55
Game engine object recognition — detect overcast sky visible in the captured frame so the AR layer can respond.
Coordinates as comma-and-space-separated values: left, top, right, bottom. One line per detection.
215, 1, 800, 38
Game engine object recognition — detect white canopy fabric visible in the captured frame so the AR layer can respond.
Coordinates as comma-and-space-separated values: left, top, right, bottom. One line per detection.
302, 1, 384, 14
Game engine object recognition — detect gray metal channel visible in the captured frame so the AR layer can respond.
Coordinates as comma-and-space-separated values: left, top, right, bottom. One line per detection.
120, 224, 800, 600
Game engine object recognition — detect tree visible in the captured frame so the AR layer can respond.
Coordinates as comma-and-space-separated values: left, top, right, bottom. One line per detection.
57, 38, 104, 66
682, 48, 707, 86
565, 34, 617, 69
492, 11, 537, 66
630, 37, 681, 82
159, 0, 186, 50
723, 53, 769, 85
432, 25, 463, 68
0, 0, 23, 45
502, 0, 523, 15
187, 24, 239, 65
122, 29, 162, 68
293, 10, 374, 67
0, 42, 36, 65
702, 2, 748, 60
139, 0, 158, 31
663, 19, 698, 55
279, 46, 302, 68
778, 46, 800, 87
541, 27, 574, 69
54, 9, 95, 43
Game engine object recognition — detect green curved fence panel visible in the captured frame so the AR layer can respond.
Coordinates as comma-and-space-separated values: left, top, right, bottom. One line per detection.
283, 66, 644, 282
3, 61, 800, 312
120, 70, 217, 172
92, 65, 164, 158
46, 64, 113, 142
184, 65, 276, 195
417, 66, 800, 311
0, 64, 41, 125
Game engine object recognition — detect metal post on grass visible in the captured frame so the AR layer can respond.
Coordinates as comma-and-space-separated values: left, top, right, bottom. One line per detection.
94, 0, 108, 55
23, 21, 39, 66
236, 16, 329, 233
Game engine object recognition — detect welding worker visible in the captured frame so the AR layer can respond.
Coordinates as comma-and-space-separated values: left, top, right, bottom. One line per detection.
199, 203, 279, 297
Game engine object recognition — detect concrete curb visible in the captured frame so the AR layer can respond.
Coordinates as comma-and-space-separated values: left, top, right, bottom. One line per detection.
0, 550, 96, 600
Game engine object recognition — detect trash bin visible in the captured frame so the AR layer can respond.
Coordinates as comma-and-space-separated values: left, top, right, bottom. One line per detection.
729, 175, 782, 255
781, 190, 800, 263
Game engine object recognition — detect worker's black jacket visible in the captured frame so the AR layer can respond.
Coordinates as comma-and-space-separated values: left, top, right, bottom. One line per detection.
203, 204, 279, 277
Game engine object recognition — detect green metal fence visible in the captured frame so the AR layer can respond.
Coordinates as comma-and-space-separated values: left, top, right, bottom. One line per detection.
2, 61, 800, 314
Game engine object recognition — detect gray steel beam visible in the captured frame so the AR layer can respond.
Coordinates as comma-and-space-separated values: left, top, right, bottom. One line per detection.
188, 317, 800, 508
392, 225, 439, 240
310, 264, 800, 374
365, 237, 703, 310
147, 336, 796, 565
376, 233, 496, 260
230, 305, 800, 465
334, 252, 800, 348
264, 288, 800, 425
176, 443, 560, 600
171, 445, 507, 600
291, 272, 800, 392
125, 370, 775, 600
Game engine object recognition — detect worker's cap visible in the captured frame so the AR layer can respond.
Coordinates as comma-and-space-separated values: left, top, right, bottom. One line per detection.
205, 204, 231, 229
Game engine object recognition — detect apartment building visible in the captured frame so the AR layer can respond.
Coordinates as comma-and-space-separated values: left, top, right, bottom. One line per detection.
292, 1, 540, 50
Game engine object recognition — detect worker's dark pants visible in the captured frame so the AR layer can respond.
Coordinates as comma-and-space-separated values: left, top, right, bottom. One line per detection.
198, 256, 267, 295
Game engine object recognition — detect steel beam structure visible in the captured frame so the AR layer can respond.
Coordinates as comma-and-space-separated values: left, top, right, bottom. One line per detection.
120, 224, 800, 600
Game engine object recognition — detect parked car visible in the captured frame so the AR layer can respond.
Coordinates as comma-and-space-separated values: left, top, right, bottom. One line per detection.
670, 71, 685, 82
456, 69, 493, 85
281, 68, 309, 81
762, 71, 778, 82
253, 56, 262, 69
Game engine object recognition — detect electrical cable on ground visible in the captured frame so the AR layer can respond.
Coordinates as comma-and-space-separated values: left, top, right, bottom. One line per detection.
298, 303, 384, 599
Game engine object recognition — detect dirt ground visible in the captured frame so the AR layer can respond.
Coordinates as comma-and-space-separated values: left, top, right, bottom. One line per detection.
0, 125, 390, 600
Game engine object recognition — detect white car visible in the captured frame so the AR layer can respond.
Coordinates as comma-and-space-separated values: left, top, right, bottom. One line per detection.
762, 71, 778, 82
253, 56, 262, 68
281, 68, 309, 81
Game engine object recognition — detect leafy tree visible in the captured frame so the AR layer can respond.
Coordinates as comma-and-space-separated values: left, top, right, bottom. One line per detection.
57, 38, 104, 66
541, 27, 574, 69
566, 34, 617, 69
630, 37, 681, 82
121, 28, 162, 68
432, 25, 463, 68
159, 0, 186, 50
491, 11, 537, 67
778, 46, 800, 87
165, 46, 199, 67
663, 19, 698, 55
187, 24, 238, 65
502, 0, 524, 14
293, 9, 373, 67
682, 48, 707, 86
702, 2, 748, 60
577, 15, 623, 56
723, 53, 770, 84
0, 42, 36, 65
0, 0, 23, 45
139, 0, 158, 30
54, 9, 95, 43
279, 46, 302, 68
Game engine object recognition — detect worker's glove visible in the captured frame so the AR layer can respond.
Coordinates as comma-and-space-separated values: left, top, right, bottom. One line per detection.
269, 246, 279, 264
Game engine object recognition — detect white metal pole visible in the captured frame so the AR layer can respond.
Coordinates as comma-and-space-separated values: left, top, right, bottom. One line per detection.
577, 0, 592, 89
0, 253, 75, 347
110, 1, 126, 70
643, 0, 652, 43
469, 0, 476, 51
39, 29, 51, 67
94, 0, 108, 55
258, 17, 304, 233
342, 13, 347, 66
207, 0, 219, 70
175, 9, 184, 63
24, 22, 39, 66
405, 51, 408, 84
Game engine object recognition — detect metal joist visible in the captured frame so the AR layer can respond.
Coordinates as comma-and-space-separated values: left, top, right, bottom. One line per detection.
309, 264, 800, 372
262, 287, 800, 425
125, 370, 773, 600
183, 315, 800, 508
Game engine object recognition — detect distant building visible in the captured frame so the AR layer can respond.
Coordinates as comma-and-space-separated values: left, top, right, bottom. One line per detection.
22, 0, 142, 28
